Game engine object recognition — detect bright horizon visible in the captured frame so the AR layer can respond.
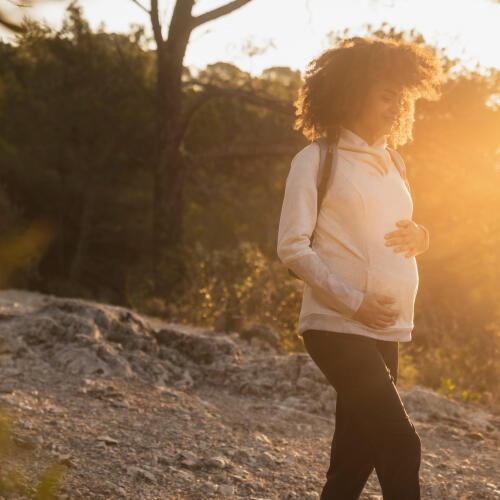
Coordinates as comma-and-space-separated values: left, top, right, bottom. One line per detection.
1, 0, 499, 76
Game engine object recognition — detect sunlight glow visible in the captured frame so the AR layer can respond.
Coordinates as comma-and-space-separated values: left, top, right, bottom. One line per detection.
2, 0, 499, 75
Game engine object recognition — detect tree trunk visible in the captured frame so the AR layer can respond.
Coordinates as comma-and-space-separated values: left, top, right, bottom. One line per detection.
69, 183, 97, 283
150, 2, 192, 296
152, 137, 188, 297
145, 0, 256, 296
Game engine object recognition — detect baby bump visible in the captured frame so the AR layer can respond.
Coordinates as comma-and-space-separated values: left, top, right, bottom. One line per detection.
365, 260, 419, 324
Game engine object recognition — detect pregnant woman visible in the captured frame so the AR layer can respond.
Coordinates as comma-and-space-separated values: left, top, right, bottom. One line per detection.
277, 37, 443, 499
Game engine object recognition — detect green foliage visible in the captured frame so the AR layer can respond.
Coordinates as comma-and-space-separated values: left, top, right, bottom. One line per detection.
436, 377, 483, 403
162, 241, 304, 350
460, 390, 482, 403
0, 6, 497, 409
437, 377, 456, 397
0, 409, 67, 498
0, 3, 157, 302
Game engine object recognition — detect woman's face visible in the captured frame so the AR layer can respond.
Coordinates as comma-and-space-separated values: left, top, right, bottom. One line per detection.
358, 79, 404, 139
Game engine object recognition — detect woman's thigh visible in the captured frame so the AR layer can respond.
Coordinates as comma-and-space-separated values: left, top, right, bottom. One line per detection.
302, 330, 392, 393
303, 329, 412, 429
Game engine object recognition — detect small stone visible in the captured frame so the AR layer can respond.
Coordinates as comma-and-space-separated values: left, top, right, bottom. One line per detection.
126, 465, 156, 483
205, 456, 228, 469
56, 453, 76, 468
248, 481, 261, 490
12, 434, 37, 450
115, 486, 127, 497
304, 492, 319, 499
258, 451, 279, 466
96, 435, 119, 445
217, 484, 234, 496
232, 448, 251, 462
466, 431, 484, 441
203, 480, 218, 493
283, 451, 297, 464
177, 451, 201, 468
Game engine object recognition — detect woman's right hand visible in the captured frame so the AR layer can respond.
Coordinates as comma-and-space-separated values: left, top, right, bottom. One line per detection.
352, 293, 400, 329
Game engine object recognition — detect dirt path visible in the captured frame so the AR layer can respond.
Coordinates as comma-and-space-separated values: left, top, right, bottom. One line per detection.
0, 289, 497, 499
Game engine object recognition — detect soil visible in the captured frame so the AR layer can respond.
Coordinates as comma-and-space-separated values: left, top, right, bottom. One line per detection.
0, 289, 498, 499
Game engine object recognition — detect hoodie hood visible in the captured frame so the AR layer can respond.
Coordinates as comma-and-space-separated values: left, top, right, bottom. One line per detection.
337, 126, 391, 176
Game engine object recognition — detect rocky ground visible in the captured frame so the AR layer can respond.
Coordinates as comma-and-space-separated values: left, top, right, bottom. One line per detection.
0, 289, 498, 499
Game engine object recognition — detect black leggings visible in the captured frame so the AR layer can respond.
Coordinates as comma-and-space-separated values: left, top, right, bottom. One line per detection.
302, 329, 421, 500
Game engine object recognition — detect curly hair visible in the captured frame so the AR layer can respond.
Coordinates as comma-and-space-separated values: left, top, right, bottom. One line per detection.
294, 36, 444, 148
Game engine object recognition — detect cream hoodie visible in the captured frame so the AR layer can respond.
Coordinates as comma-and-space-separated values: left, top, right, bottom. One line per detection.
277, 127, 424, 342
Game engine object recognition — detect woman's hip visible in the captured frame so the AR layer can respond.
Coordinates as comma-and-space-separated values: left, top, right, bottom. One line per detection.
302, 329, 399, 393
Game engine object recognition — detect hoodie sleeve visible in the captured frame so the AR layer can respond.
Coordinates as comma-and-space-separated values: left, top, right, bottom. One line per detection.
276, 143, 364, 318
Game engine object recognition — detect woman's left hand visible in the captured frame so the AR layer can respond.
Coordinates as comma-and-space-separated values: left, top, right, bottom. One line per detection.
384, 220, 429, 258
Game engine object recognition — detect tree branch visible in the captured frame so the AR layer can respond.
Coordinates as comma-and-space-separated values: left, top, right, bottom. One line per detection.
190, 144, 298, 162
0, 8, 24, 33
150, 0, 164, 47
129, 0, 150, 14
190, 0, 253, 30
177, 80, 294, 143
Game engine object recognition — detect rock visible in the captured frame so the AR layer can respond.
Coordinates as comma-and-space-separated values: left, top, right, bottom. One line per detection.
0, 289, 497, 500
203, 480, 218, 493
12, 433, 37, 450
126, 466, 156, 483
56, 453, 76, 467
240, 324, 282, 351
257, 451, 279, 466
155, 328, 241, 364
248, 480, 261, 490
114, 486, 128, 497
175, 451, 201, 470
174, 369, 194, 390
232, 448, 251, 462
400, 385, 464, 421
54, 345, 110, 377
276, 380, 293, 394
283, 451, 297, 465
430, 482, 448, 499
304, 493, 319, 500
466, 431, 484, 441
295, 376, 318, 392
96, 435, 119, 446
205, 455, 229, 469
217, 483, 234, 496
298, 359, 327, 385
253, 431, 272, 446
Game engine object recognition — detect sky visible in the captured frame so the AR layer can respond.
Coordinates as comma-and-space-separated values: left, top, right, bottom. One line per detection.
2, 0, 500, 76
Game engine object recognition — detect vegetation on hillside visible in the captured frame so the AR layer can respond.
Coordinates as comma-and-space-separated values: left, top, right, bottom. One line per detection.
0, 4, 498, 409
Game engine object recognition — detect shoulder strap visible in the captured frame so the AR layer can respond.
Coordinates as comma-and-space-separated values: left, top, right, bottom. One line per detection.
313, 137, 337, 213
387, 148, 411, 194
315, 136, 328, 182
287, 138, 337, 280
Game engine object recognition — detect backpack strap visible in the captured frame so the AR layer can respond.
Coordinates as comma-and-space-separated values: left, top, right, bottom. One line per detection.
310, 137, 337, 245
387, 148, 411, 194
314, 137, 328, 192
287, 137, 336, 280
313, 137, 337, 214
